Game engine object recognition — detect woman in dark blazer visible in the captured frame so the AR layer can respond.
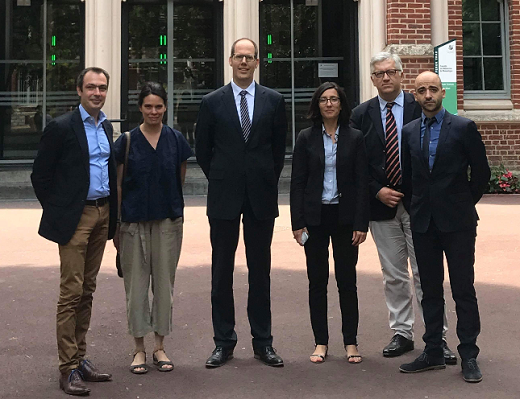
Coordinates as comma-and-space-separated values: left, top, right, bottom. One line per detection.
290, 82, 369, 364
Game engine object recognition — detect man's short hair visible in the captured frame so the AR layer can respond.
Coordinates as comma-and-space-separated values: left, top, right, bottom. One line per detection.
370, 52, 403, 74
230, 38, 258, 59
76, 67, 110, 91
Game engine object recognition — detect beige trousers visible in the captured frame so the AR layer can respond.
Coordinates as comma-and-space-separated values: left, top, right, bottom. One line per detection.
57, 203, 109, 373
120, 217, 183, 337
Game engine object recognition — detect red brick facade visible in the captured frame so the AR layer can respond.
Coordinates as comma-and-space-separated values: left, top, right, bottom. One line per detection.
386, 0, 520, 169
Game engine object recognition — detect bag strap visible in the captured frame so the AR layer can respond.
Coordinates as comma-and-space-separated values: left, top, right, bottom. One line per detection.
118, 131, 130, 222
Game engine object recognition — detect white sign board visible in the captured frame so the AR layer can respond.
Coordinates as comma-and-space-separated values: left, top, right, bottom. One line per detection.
318, 63, 338, 78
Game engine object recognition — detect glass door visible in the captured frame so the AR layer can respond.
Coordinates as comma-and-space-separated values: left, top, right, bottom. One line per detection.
121, 0, 223, 150
260, 0, 358, 152
0, 0, 84, 160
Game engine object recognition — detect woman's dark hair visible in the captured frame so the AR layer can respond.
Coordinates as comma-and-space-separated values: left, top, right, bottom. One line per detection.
307, 81, 351, 126
138, 82, 168, 107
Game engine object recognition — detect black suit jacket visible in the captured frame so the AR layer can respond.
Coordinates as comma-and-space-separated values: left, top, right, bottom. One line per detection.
350, 92, 422, 220
195, 82, 287, 220
290, 125, 369, 232
401, 111, 490, 234
31, 108, 118, 245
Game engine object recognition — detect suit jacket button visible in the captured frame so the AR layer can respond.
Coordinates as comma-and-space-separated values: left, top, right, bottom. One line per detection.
339, 193, 342, 197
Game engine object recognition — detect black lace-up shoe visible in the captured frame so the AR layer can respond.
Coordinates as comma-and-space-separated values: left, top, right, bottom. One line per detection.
399, 352, 446, 373
462, 358, 482, 383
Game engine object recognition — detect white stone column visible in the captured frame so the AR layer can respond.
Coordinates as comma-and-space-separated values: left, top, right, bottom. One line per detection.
222, 0, 260, 84
358, 0, 386, 102
431, 0, 449, 46
84, 0, 122, 127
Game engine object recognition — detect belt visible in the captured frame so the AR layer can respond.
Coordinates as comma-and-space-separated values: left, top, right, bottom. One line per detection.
85, 196, 109, 207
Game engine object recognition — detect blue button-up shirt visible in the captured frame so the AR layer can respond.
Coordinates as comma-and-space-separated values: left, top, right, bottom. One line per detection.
420, 107, 445, 171
321, 125, 339, 204
79, 104, 110, 200
378, 90, 405, 159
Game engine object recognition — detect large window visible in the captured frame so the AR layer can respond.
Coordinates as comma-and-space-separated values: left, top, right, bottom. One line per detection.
0, 0, 84, 160
462, 0, 509, 97
259, 0, 358, 151
121, 0, 223, 150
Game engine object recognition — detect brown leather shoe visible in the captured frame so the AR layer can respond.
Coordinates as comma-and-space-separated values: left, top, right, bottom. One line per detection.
59, 369, 90, 396
78, 359, 112, 382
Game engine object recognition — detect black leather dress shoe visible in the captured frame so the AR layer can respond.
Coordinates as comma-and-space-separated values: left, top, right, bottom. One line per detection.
253, 346, 284, 367
205, 347, 234, 368
383, 334, 414, 357
78, 359, 112, 382
399, 352, 446, 373
442, 340, 457, 365
59, 369, 90, 396
461, 358, 482, 383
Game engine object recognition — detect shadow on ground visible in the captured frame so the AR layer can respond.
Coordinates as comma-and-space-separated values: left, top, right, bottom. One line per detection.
1, 261, 518, 399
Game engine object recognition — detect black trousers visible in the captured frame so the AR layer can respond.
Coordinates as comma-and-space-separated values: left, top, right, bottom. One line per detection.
304, 204, 359, 346
209, 198, 275, 351
412, 220, 480, 360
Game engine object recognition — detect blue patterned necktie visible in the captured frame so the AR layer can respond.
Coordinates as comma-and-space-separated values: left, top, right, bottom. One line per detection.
240, 90, 251, 142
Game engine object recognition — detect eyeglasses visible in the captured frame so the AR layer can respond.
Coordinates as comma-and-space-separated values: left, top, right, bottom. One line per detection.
371, 69, 401, 79
319, 96, 340, 105
232, 54, 257, 63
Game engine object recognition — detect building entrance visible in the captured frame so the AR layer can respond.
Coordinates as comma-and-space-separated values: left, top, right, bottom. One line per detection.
259, 0, 358, 151
121, 0, 223, 150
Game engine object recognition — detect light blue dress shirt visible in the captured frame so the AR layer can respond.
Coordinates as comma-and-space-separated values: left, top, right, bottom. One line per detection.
321, 125, 339, 204
79, 104, 110, 200
378, 90, 404, 160
420, 107, 445, 171
231, 80, 255, 125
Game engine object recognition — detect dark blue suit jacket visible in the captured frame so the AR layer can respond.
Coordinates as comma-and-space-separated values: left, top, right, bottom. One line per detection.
195, 82, 287, 220
401, 110, 490, 233
31, 108, 118, 245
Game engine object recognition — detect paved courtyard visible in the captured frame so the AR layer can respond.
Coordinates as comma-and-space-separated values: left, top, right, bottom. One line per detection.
1, 195, 519, 399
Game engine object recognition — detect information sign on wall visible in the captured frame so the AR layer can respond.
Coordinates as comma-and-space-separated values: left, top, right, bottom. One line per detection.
434, 39, 457, 115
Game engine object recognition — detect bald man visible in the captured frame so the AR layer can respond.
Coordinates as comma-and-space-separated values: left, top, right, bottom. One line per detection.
399, 72, 490, 383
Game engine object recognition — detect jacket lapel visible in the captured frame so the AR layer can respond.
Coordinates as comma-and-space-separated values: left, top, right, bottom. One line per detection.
71, 108, 90, 176
249, 83, 266, 145
221, 83, 244, 141
403, 92, 416, 125
368, 97, 385, 145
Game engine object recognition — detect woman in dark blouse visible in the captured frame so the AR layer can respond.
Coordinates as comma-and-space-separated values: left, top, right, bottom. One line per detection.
113, 82, 192, 374
290, 82, 369, 364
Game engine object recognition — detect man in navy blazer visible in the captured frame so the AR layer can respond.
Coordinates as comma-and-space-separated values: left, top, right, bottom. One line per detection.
31, 67, 116, 395
399, 71, 490, 383
351, 52, 454, 363
196, 38, 287, 368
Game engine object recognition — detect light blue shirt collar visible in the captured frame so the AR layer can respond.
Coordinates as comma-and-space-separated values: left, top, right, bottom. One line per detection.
79, 104, 107, 125
377, 90, 404, 112
231, 80, 256, 98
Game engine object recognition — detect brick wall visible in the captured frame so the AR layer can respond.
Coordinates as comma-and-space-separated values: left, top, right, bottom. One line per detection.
510, 1, 520, 109
387, 0, 431, 44
479, 123, 520, 168
400, 57, 434, 92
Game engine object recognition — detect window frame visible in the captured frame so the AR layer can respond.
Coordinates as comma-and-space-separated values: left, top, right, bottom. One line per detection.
463, 0, 510, 99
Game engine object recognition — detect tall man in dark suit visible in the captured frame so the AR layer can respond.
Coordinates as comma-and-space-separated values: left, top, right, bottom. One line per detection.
399, 72, 490, 383
32, 67, 116, 395
351, 53, 455, 363
196, 38, 287, 368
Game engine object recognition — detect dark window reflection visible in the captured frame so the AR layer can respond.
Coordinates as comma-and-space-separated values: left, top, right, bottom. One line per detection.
0, 0, 84, 160
123, 0, 222, 151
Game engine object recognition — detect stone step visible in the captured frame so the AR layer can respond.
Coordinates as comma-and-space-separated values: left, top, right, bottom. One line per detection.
0, 161, 293, 200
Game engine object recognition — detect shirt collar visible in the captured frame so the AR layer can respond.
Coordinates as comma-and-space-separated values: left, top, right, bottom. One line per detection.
231, 80, 256, 98
79, 104, 107, 124
421, 107, 445, 125
377, 90, 404, 112
322, 124, 339, 140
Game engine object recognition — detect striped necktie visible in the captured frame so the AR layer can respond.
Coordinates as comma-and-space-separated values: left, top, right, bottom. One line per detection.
239, 90, 251, 142
385, 101, 400, 186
